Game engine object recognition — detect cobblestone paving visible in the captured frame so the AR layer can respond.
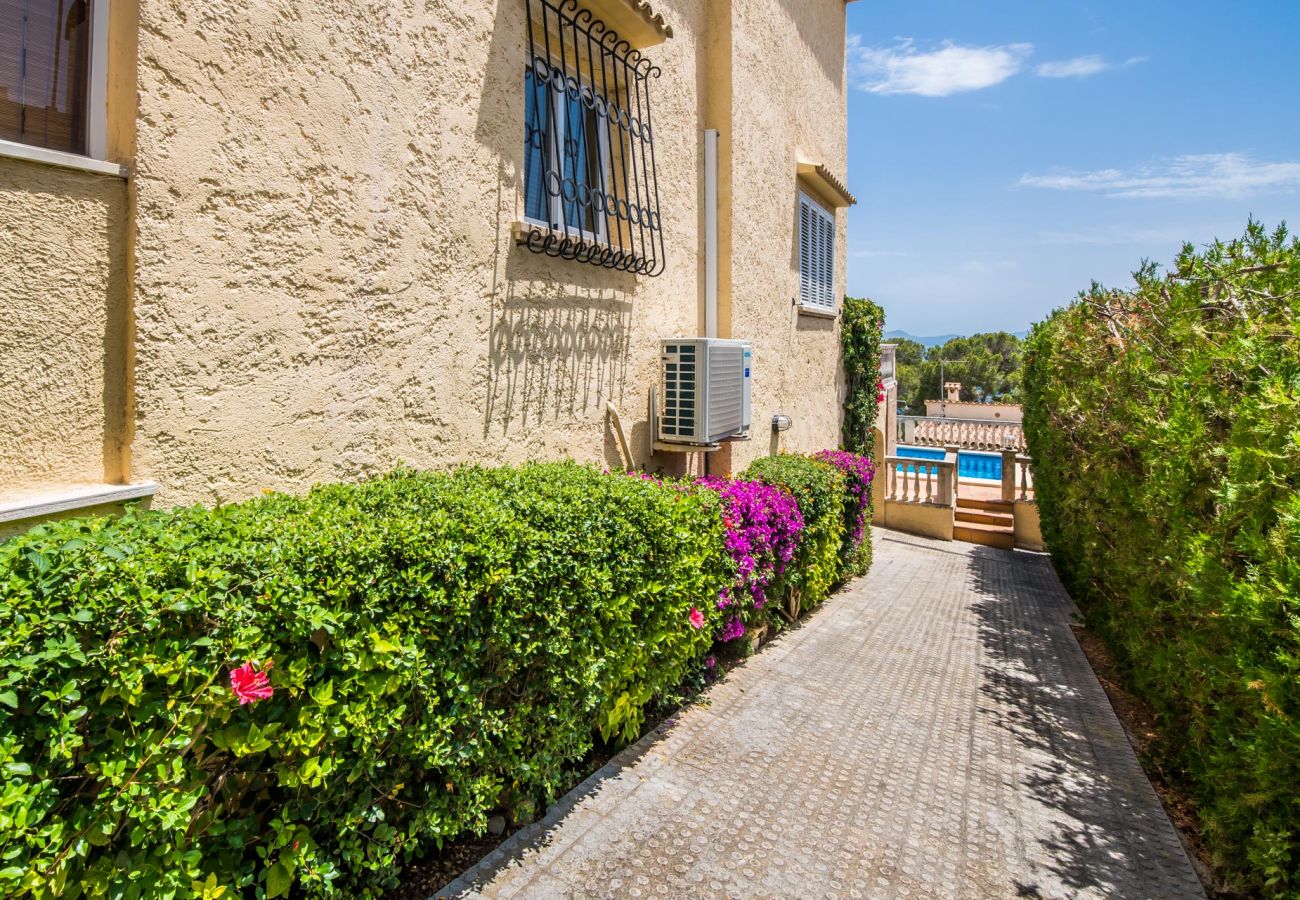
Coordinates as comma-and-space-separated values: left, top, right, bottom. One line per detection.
439, 530, 1204, 899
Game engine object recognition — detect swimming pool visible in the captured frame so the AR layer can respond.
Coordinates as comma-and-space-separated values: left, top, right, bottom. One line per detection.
895, 445, 1002, 481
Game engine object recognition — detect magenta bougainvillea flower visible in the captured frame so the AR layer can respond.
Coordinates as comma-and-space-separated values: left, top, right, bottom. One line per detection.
813, 450, 877, 550
720, 616, 746, 642
705, 655, 717, 669
229, 660, 274, 705
688, 607, 705, 630
696, 476, 804, 618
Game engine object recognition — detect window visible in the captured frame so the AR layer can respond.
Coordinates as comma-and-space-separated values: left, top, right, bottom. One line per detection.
798, 192, 835, 312
518, 0, 665, 276
1, 0, 96, 155
524, 59, 611, 244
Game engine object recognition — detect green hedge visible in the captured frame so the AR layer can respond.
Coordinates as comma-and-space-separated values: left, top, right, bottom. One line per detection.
0, 463, 731, 898
1021, 222, 1300, 895
742, 455, 846, 616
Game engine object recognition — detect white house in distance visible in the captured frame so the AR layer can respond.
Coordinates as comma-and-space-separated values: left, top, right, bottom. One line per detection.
924, 382, 1023, 423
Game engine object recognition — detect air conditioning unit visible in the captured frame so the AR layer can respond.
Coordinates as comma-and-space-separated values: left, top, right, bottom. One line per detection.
658, 338, 752, 445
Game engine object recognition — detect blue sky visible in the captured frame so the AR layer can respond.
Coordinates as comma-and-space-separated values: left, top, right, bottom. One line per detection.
844, 1, 1300, 335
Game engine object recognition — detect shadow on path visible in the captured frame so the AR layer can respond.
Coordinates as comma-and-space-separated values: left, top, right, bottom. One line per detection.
966, 546, 1203, 898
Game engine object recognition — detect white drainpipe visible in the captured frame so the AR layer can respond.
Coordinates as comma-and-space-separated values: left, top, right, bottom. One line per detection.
703, 129, 719, 339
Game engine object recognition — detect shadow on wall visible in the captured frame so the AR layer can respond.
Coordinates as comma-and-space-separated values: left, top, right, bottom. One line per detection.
471, 0, 637, 445
772, 0, 846, 96
483, 282, 633, 438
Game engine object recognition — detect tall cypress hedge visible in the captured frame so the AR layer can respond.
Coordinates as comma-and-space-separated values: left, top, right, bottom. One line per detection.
1021, 222, 1300, 895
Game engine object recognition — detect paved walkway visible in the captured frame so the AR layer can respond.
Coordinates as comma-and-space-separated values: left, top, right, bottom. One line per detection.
441, 530, 1204, 899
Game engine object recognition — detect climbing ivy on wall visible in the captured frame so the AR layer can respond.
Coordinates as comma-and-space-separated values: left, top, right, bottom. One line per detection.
1021, 221, 1300, 897
839, 295, 886, 455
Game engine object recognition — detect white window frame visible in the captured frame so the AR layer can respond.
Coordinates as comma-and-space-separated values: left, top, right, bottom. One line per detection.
0, 0, 120, 177
523, 60, 611, 245
798, 192, 836, 313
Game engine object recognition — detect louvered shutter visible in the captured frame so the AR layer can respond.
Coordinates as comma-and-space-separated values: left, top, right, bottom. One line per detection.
820, 210, 834, 308
798, 192, 835, 311
799, 199, 813, 306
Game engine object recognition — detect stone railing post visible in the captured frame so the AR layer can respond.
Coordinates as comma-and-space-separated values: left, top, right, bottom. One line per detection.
1016, 454, 1034, 501
1001, 449, 1017, 502
941, 448, 958, 506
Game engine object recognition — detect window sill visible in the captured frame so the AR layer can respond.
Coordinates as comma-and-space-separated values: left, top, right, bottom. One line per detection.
0, 482, 158, 525
796, 304, 838, 320
0, 139, 129, 179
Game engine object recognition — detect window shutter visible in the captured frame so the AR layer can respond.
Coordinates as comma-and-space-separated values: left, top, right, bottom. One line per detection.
798, 193, 835, 310
820, 211, 834, 308
799, 199, 813, 306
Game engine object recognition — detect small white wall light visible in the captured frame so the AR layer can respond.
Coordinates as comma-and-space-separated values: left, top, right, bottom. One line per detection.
771, 414, 792, 432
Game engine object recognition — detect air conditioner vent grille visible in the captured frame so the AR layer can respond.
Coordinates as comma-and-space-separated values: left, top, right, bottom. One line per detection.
657, 338, 751, 446
660, 342, 699, 440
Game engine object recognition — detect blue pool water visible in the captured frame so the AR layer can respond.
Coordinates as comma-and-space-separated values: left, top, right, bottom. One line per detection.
895, 446, 1002, 481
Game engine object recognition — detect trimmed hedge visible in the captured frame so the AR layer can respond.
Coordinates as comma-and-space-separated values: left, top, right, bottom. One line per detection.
1021, 222, 1300, 895
0, 452, 876, 897
0, 464, 731, 898
742, 455, 846, 617
814, 450, 876, 579
696, 476, 804, 645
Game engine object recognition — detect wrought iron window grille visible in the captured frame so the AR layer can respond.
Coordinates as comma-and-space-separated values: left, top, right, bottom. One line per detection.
520, 0, 666, 276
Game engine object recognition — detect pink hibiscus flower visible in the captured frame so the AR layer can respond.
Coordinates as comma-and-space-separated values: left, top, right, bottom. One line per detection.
229, 660, 274, 705
688, 607, 705, 630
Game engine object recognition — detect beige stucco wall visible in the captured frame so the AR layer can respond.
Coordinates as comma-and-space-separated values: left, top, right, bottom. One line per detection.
1014, 500, 1044, 551
124, 0, 849, 506
0, 158, 129, 503
883, 500, 954, 542
923, 400, 1023, 422
725, 0, 848, 470
125, 0, 711, 504
2, 0, 850, 512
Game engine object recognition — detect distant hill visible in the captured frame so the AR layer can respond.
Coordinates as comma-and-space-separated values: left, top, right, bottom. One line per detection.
884, 330, 960, 348
885, 329, 1028, 347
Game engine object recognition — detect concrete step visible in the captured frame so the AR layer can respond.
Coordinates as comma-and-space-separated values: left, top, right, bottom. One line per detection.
956, 508, 1013, 527
954, 521, 1016, 550
956, 496, 1014, 513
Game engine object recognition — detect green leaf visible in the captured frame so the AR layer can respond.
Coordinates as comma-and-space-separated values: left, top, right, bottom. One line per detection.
264, 862, 292, 898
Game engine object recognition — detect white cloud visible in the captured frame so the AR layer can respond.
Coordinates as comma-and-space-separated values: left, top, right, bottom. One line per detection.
848, 36, 1032, 97
1036, 55, 1107, 78
1019, 153, 1300, 199
852, 248, 910, 258
1035, 54, 1146, 79
1036, 225, 1208, 246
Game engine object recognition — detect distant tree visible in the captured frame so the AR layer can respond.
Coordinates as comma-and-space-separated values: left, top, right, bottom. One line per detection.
890, 338, 926, 412
893, 338, 925, 366
903, 332, 1023, 413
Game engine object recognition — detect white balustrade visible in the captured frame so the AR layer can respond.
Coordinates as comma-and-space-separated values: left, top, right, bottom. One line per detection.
898, 416, 1027, 452
885, 455, 956, 507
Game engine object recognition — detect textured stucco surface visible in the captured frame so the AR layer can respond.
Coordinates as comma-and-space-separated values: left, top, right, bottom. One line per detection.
726, 0, 849, 471
125, 0, 851, 506
3, 0, 852, 509
883, 499, 955, 541
0, 158, 127, 502
128, 0, 720, 505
